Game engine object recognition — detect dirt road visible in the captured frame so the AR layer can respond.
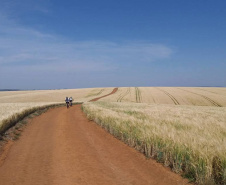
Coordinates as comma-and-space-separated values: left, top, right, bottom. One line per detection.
0, 98, 189, 185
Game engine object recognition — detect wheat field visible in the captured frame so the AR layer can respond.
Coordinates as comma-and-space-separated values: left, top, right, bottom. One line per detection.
1, 86, 226, 184
0, 102, 59, 121
1, 87, 225, 105
101, 87, 226, 106
82, 101, 226, 184
0, 87, 114, 103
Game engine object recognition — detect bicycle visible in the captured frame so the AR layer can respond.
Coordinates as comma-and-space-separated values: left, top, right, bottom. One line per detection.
66, 101, 69, 108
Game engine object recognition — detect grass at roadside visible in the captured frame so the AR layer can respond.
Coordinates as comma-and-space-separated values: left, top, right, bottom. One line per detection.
82, 101, 226, 185
0, 103, 63, 134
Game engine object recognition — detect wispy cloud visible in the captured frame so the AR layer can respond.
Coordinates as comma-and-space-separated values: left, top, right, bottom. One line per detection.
0, 12, 174, 89
0, 15, 173, 71
0, 0, 51, 17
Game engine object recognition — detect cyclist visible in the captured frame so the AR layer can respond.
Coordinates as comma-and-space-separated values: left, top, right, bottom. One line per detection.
69, 97, 73, 106
65, 97, 69, 108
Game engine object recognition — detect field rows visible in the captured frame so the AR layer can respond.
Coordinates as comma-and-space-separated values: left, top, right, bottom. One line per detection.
101, 87, 226, 106
135, 87, 142, 103
1, 87, 225, 106
117, 87, 131, 102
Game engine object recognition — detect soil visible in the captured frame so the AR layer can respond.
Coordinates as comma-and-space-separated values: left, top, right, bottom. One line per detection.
0, 89, 190, 185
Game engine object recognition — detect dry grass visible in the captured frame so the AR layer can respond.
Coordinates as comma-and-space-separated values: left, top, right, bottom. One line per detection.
101, 87, 226, 107
0, 102, 58, 121
82, 101, 226, 184
0, 103, 62, 134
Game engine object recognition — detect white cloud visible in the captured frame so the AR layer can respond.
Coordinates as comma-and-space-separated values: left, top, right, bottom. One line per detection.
0, 14, 173, 73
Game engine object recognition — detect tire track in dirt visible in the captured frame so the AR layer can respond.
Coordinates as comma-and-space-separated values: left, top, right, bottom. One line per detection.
177, 88, 222, 107
155, 88, 180, 105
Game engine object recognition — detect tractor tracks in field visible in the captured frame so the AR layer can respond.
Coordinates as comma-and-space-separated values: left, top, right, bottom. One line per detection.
116, 87, 143, 103
85, 88, 105, 98
155, 88, 180, 105
89, 88, 118, 102
117, 87, 131, 102
197, 88, 226, 97
177, 88, 222, 107
135, 87, 142, 103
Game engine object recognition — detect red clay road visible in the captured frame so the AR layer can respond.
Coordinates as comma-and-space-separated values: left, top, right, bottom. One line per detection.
0, 98, 190, 185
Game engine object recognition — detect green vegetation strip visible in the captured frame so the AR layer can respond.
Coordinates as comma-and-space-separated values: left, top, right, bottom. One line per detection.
82, 101, 226, 185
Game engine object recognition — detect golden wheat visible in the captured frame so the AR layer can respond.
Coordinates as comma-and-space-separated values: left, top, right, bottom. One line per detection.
101, 87, 226, 106
0, 102, 57, 122
0, 102, 62, 134
82, 101, 226, 184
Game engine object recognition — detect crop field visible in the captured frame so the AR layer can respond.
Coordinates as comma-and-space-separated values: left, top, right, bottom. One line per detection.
101, 87, 226, 106
82, 101, 226, 184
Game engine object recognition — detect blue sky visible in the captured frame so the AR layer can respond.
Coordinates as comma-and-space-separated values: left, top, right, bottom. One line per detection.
0, 0, 225, 89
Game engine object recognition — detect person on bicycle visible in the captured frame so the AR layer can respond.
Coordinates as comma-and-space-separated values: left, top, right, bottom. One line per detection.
69, 97, 73, 106
65, 97, 69, 108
